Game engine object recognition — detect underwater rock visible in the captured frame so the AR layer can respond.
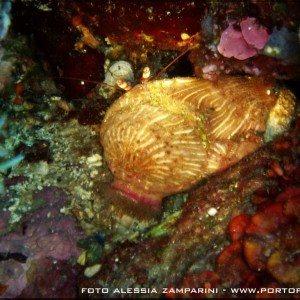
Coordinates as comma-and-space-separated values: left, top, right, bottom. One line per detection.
67, 0, 205, 51
0, 187, 84, 260
19, 258, 80, 298
171, 187, 300, 298
0, 114, 25, 194
10, 1, 105, 99
1, 1, 299, 297
0, 0, 11, 42
0, 187, 84, 297
0, 259, 28, 298
55, 48, 105, 99
0, 211, 10, 235
0, 60, 12, 91
81, 117, 300, 298
0, 0, 12, 92
10, 0, 300, 88
263, 26, 300, 64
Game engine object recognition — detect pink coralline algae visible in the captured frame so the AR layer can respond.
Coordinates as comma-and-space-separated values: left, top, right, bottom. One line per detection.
0, 209, 82, 260
0, 211, 9, 234
217, 17, 269, 60
240, 17, 269, 49
0, 187, 84, 260
19, 258, 80, 298
0, 260, 28, 298
0, 187, 84, 298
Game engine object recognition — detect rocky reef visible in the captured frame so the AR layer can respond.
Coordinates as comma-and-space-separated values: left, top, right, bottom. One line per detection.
11, 0, 300, 96
79, 118, 300, 298
0, 187, 84, 298
0, 0, 299, 298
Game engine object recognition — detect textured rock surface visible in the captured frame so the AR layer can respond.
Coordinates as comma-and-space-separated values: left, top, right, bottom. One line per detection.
80, 118, 300, 298
0, 187, 84, 297
0, 187, 84, 261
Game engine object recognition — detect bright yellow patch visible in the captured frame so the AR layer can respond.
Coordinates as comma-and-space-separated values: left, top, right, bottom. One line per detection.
140, 32, 154, 42
181, 32, 190, 40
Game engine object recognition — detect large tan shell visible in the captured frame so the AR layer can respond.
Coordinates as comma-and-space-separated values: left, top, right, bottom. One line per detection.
100, 76, 295, 207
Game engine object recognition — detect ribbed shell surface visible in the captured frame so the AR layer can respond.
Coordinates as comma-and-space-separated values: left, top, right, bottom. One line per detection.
100, 77, 295, 202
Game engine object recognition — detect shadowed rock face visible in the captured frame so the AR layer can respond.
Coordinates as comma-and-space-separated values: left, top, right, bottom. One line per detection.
80, 117, 300, 298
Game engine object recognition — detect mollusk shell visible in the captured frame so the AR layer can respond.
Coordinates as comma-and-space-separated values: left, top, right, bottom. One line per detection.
97, 60, 134, 99
100, 76, 295, 208
103, 60, 134, 86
